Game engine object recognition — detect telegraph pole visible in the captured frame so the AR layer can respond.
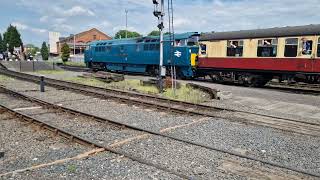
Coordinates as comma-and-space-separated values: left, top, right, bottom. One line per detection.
125, 9, 129, 39
153, 0, 165, 93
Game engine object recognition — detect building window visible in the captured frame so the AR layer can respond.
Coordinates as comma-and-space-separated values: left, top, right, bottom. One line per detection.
302, 39, 313, 55
93, 35, 97, 40
257, 39, 278, 57
200, 44, 207, 55
318, 37, 320, 57
284, 38, 298, 57
227, 40, 243, 57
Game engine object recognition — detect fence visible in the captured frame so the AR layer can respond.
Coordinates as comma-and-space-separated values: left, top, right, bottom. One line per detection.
0, 61, 60, 72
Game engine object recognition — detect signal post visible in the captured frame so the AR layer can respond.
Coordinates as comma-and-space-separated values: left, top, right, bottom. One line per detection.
153, 0, 166, 92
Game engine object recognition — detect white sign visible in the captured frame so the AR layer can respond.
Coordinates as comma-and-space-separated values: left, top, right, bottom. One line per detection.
174, 50, 182, 58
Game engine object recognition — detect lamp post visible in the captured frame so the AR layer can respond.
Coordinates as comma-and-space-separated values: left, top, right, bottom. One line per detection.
125, 9, 129, 39
6, 43, 9, 61
153, 0, 165, 93
73, 34, 76, 56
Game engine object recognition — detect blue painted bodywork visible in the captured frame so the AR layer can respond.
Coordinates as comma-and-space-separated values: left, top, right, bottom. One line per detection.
85, 32, 199, 78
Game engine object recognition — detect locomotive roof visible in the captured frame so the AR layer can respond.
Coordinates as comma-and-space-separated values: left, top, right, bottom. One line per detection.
90, 32, 199, 46
200, 24, 320, 41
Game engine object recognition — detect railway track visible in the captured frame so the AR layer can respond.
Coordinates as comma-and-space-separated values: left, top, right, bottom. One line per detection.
1, 85, 320, 178
58, 64, 320, 94
267, 81, 320, 94
1, 68, 320, 137
0, 88, 189, 179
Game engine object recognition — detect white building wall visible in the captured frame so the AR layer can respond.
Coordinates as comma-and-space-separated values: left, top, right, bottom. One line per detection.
49, 32, 60, 54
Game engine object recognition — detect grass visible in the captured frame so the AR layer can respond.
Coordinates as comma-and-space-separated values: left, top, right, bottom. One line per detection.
64, 76, 209, 103
67, 164, 77, 173
0, 75, 13, 83
163, 85, 209, 104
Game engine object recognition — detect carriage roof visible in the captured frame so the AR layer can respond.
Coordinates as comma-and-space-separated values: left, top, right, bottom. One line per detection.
200, 24, 320, 41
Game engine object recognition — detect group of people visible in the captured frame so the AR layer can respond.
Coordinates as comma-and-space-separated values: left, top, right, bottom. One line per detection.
0, 50, 29, 61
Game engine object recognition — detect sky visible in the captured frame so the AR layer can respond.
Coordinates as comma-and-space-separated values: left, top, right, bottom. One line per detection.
0, 0, 319, 47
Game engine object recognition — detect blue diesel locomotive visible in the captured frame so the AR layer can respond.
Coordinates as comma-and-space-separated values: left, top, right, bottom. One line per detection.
84, 32, 200, 78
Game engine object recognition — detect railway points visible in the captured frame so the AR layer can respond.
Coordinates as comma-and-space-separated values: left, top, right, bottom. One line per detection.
0, 70, 320, 178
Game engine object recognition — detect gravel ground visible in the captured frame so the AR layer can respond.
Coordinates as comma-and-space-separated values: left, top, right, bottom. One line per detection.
0, 112, 90, 175
1, 73, 320, 178
114, 135, 311, 179
3, 152, 183, 180
164, 117, 320, 175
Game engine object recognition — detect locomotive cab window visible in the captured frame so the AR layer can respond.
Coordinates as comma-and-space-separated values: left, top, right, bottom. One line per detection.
187, 36, 199, 46
318, 37, 320, 57
301, 39, 313, 55
227, 40, 243, 57
257, 39, 277, 57
284, 38, 298, 57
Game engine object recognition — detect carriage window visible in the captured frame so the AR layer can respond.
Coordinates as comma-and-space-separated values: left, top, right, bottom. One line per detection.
284, 38, 298, 57
318, 38, 320, 57
302, 39, 313, 55
200, 44, 207, 55
227, 40, 243, 57
106, 46, 111, 52
257, 39, 277, 57
95, 47, 99, 52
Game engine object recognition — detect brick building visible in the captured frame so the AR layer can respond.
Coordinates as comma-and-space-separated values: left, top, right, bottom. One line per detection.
57, 28, 111, 55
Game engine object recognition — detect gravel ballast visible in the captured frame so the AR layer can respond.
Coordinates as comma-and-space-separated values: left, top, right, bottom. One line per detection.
0, 112, 90, 175
1, 73, 320, 178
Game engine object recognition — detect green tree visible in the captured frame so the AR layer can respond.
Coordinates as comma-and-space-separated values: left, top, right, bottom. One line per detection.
61, 43, 70, 62
148, 31, 171, 36
114, 30, 142, 39
40, 42, 49, 60
148, 30, 160, 36
3, 24, 23, 53
0, 33, 6, 53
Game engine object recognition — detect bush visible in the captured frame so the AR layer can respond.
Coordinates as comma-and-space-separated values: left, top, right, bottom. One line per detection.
61, 43, 70, 62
